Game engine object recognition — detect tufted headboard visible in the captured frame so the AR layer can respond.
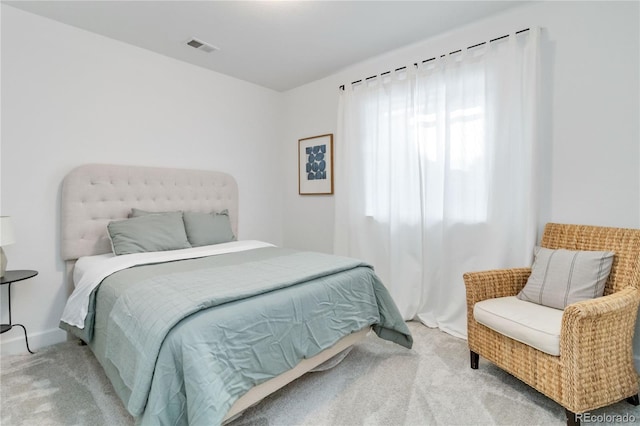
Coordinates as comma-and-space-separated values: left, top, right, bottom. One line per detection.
61, 164, 239, 261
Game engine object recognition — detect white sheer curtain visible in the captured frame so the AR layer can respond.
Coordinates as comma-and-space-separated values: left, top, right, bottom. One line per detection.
334, 29, 539, 338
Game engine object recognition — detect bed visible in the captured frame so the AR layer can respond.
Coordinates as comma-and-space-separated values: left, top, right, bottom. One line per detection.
58, 163, 412, 425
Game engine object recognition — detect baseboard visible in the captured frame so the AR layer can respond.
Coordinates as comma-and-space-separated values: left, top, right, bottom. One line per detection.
0, 327, 66, 356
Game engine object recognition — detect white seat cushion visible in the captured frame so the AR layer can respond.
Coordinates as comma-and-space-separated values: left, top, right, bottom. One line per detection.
473, 296, 563, 356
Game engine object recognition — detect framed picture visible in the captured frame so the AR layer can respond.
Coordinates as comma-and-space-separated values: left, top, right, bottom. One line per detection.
298, 133, 334, 195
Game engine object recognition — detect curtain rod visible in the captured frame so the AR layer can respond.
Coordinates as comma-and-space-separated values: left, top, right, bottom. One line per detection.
338, 28, 530, 90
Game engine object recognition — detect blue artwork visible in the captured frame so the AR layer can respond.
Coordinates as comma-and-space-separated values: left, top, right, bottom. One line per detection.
306, 144, 327, 180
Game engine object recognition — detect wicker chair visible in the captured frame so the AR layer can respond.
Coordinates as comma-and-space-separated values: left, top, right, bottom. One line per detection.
464, 223, 640, 426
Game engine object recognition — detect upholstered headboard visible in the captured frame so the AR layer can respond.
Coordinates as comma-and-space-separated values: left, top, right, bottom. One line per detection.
61, 164, 239, 261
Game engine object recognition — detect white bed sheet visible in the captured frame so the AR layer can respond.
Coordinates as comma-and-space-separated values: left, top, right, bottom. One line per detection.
61, 240, 274, 328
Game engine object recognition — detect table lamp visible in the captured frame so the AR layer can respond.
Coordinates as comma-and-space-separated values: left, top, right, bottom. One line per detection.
0, 216, 16, 278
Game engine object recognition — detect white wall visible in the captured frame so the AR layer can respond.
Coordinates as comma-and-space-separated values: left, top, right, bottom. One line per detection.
281, 1, 640, 364
0, 5, 284, 354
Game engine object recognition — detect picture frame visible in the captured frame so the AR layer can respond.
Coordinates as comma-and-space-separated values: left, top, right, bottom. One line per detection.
298, 133, 334, 195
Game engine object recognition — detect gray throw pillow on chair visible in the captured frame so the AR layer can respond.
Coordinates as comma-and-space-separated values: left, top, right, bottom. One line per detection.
517, 247, 614, 310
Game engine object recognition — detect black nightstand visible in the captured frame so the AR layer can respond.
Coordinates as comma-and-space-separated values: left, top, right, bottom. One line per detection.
1, 270, 37, 354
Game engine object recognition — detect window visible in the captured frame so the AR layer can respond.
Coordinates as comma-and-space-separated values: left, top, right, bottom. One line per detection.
361, 63, 488, 224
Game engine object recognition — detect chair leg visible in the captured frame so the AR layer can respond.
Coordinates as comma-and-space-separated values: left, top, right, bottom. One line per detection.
565, 409, 579, 426
470, 350, 479, 369
627, 394, 639, 406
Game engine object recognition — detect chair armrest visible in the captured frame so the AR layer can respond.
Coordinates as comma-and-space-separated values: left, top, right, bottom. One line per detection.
463, 268, 532, 306
560, 287, 640, 408
561, 287, 640, 353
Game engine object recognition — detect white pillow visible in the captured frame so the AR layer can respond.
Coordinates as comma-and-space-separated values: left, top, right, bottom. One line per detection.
516, 247, 614, 309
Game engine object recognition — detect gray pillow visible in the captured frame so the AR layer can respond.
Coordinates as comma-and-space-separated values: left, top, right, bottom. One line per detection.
183, 210, 236, 247
107, 212, 191, 255
129, 208, 177, 218
517, 247, 614, 310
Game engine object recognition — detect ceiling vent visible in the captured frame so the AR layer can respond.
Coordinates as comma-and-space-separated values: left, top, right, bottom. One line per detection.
186, 38, 219, 53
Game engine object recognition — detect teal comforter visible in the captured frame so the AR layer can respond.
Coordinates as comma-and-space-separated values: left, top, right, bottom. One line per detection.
75, 247, 412, 425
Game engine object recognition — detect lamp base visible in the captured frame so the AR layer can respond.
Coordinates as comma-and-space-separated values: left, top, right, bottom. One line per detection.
0, 247, 7, 278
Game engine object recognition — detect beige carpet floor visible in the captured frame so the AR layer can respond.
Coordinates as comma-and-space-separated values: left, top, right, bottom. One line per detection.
1, 321, 638, 425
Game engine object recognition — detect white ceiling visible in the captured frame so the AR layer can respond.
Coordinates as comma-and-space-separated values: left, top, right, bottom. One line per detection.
4, 1, 530, 92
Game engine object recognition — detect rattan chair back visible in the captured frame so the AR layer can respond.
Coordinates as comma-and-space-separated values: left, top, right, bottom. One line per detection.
541, 223, 640, 295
